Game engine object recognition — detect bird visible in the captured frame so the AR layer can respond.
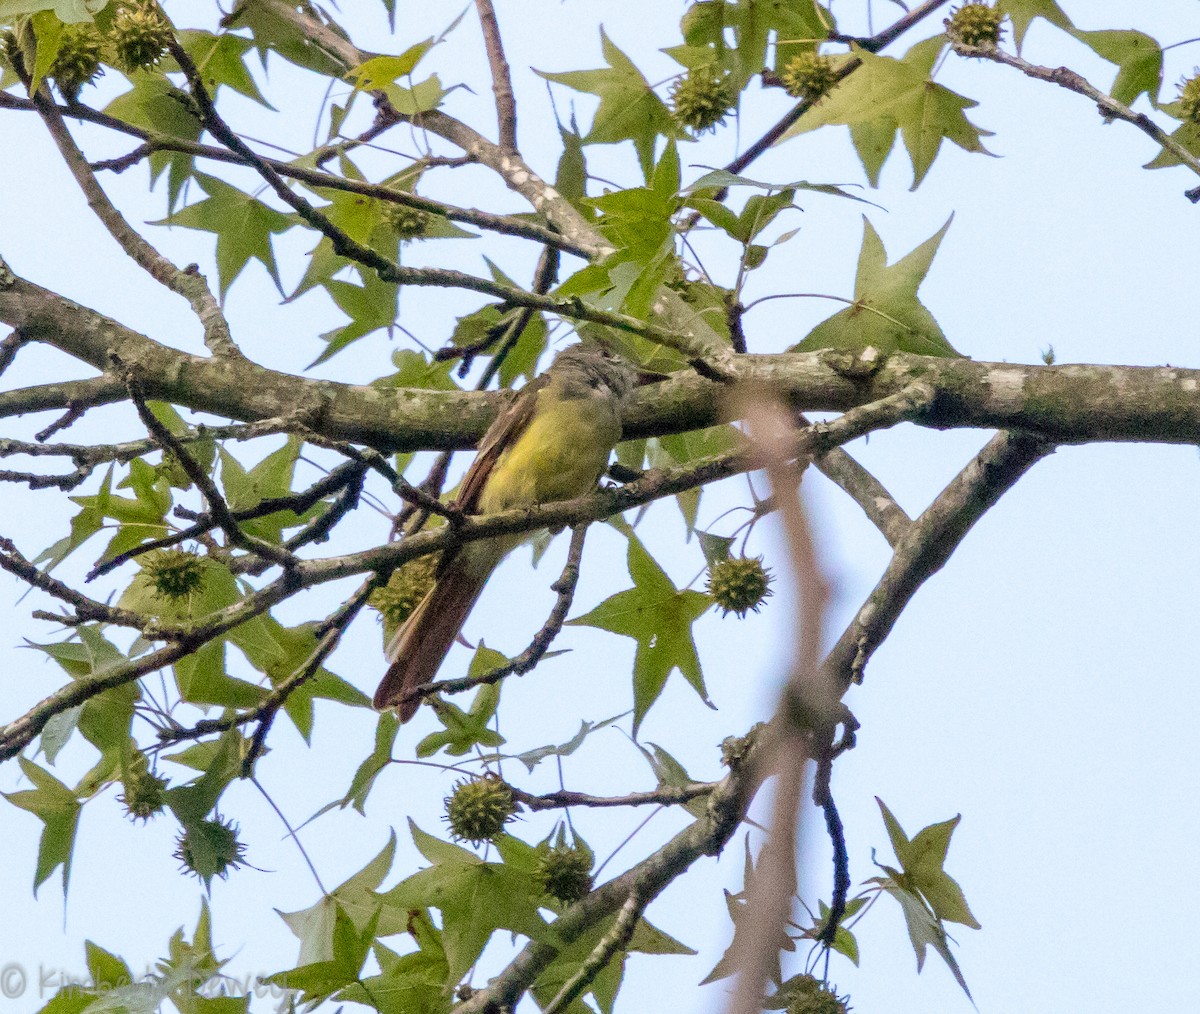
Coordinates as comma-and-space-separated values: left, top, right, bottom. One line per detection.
373, 341, 636, 720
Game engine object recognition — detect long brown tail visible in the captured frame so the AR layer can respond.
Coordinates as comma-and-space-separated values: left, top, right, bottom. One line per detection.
373, 552, 492, 720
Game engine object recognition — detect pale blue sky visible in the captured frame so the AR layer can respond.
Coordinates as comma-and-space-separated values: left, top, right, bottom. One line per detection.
2, 2, 1199, 1012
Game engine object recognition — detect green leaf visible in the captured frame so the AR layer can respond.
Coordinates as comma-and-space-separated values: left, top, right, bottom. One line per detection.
277, 834, 397, 977
794, 216, 960, 357
346, 39, 436, 91
104, 75, 204, 210
997, 0, 1072, 51
321, 711, 400, 815
415, 644, 506, 757
569, 530, 712, 733
176, 30, 272, 107
787, 37, 993, 189
1144, 116, 1200, 170
4, 756, 81, 894
314, 271, 401, 365
872, 798, 978, 999
153, 172, 293, 298
533, 912, 694, 1014
1069, 28, 1162, 107
538, 28, 678, 173
0, 1, 104, 22
336, 912, 449, 1014
508, 713, 627, 772
382, 822, 548, 986
374, 348, 459, 390
697, 530, 734, 569
636, 741, 708, 818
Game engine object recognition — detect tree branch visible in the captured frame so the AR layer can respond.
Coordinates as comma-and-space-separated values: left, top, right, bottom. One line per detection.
474, 0, 518, 151
27, 81, 241, 359
952, 41, 1200, 197
452, 733, 767, 1013
823, 430, 1054, 693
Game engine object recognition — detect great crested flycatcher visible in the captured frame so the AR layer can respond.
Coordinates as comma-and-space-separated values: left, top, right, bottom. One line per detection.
374, 341, 636, 720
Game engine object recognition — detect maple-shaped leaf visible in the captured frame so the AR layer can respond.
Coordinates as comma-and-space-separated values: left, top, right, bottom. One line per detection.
381, 821, 549, 986
174, 30, 273, 107
787, 37, 993, 189
538, 29, 679, 173
153, 172, 293, 298
4, 756, 82, 894
569, 530, 713, 734
997, 0, 1072, 51
531, 910, 694, 1014
415, 644, 506, 757
336, 913, 449, 1014
795, 216, 959, 357
278, 834, 398, 968
104, 74, 203, 210
876, 798, 980, 929
871, 798, 979, 1000
1070, 29, 1162, 107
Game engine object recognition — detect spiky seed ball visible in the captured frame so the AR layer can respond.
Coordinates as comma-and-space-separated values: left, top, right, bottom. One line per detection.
944, 3, 1005, 48
1177, 73, 1200, 125
371, 554, 438, 630
382, 202, 431, 241
781, 974, 852, 1014
49, 26, 103, 99
671, 64, 737, 134
110, 2, 173, 73
444, 775, 517, 846
779, 53, 839, 102
707, 555, 773, 618
142, 549, 206, 600
174, 815, 247, 883
535, 843, 594, 904
118, 751, 167, 821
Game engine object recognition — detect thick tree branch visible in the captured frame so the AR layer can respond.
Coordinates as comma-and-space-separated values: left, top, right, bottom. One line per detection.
823, 430, 1053, 693
5, 265, 1200, 449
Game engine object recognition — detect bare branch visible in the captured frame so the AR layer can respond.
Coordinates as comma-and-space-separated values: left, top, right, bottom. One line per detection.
511, 781, 715, 812
27, 82, 241, 359
824, 430, 1054, 693
474, 0, 518, 151
952, 41, 1200, 196
415, 523, 588, 705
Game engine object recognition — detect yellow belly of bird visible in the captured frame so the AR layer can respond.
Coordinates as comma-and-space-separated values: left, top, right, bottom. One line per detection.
478, 387, 621, 515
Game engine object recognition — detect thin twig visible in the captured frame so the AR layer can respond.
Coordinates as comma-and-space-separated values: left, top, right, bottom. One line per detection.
416, 524, 589, 704
123, 367, 296, 569
952, 41, 1200, 198
543, 886, 648, 1014
510, 781, 715, 811
25, 72, 241, 359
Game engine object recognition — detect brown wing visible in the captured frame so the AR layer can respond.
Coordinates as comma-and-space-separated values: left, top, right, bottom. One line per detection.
455, 373, 546, 513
